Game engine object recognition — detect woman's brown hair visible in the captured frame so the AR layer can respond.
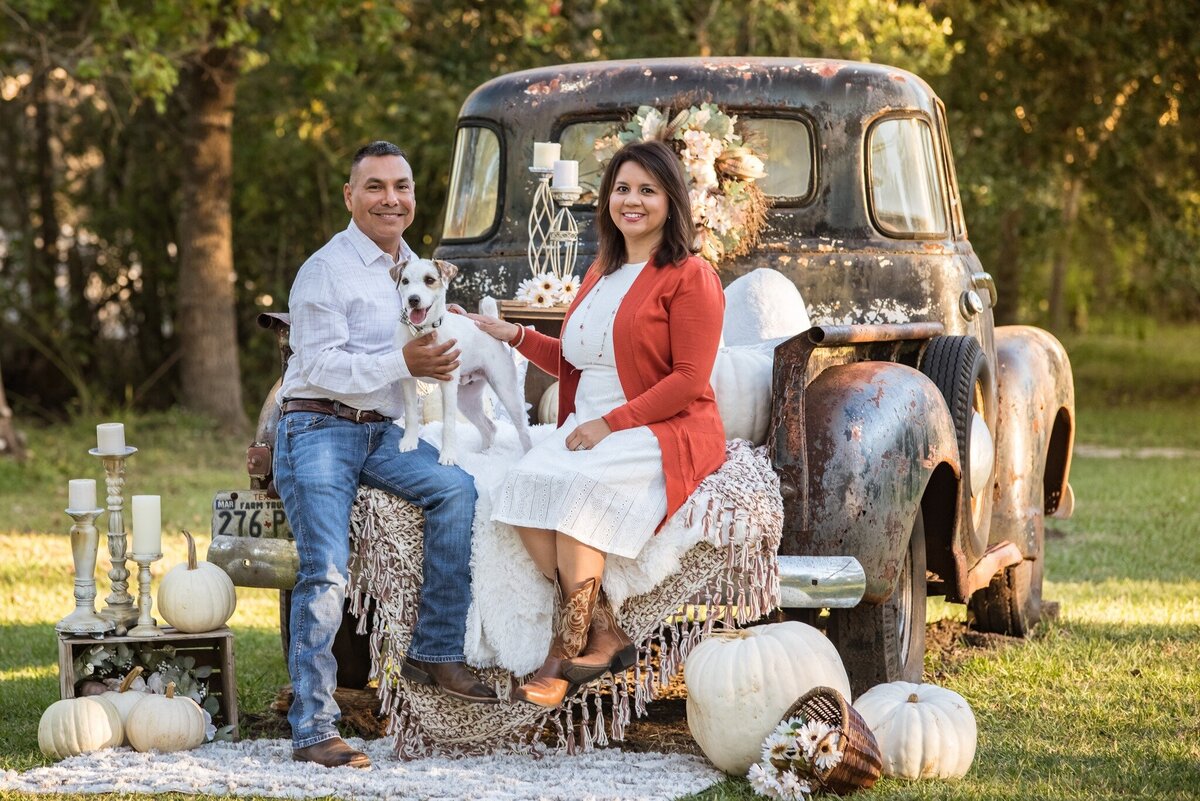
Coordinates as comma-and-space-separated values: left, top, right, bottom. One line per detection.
594, 140, 696, 275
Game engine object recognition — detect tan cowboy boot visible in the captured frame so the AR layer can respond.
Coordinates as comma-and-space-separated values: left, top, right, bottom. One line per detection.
561, 587, 636, 684
513, 574, 598, 707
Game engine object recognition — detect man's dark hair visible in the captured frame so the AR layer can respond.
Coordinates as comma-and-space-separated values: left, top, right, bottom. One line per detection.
594, 139, 696, 276
351, 141, 407, 169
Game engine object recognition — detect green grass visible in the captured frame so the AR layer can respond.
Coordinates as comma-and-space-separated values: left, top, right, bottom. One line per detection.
3, 324, 1200, 800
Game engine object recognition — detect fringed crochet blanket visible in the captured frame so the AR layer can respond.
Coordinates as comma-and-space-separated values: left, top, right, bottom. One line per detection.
345, 424, 782, 758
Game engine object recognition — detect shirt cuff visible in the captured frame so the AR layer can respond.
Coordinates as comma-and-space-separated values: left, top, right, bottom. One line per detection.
383, 350, 412, 381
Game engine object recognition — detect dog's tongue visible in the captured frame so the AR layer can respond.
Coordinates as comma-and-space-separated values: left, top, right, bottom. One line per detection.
409, 307, 428, 325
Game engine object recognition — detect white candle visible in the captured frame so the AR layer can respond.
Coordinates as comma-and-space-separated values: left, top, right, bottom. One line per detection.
69, 479, 96, 511
96, 422, 125, 454
553, 159, 579, 188
532, 141, 561, 170
131, 495, 161, 555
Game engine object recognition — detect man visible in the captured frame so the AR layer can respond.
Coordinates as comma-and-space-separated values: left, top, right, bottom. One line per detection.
275, 141, 497, 770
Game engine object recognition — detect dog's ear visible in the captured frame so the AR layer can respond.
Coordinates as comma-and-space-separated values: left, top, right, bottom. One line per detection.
434, 259, 459, 282
389, 259, 408, 287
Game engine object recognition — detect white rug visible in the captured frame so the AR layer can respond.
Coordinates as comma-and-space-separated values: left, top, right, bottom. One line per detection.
1, 738, 723, 800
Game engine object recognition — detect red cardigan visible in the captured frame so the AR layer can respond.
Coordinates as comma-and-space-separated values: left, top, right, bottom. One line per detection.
516, 254, 726, 522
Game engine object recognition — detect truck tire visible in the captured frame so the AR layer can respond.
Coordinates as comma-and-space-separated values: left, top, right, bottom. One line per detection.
280, 590, 374, 690
826, 511, 926, 697
968, 502, 1045, 637
920, 336, 993, 565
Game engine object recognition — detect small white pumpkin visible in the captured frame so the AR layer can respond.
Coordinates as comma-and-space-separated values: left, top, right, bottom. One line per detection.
710, 346, 773, 445
126, 681, 206, 753
684, 621, 851, 774
538, 381, 559, 425
157, 529, 237, 633
853, 680, 977, 779
38, 696, 123, 760
99, 666, 148, 745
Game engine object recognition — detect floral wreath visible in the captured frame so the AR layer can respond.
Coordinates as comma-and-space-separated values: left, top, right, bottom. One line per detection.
594, 102, 768, 267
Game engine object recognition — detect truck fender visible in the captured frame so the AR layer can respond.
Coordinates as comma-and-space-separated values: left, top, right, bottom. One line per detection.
989, 326, 1076, 558
801, 361, 960, 603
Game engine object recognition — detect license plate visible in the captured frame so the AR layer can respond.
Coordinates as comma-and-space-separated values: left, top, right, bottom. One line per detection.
212, 490, 292, 540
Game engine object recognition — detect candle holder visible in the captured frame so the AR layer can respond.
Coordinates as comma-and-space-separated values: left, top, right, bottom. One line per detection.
549, 184, 582, 280
56, 507, 116, 637
527, 166, 555, 277
89, 446, 140, 633
126, 552, 163, 638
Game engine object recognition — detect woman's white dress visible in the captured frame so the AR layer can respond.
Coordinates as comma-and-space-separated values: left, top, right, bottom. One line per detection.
491, 261, 667, 558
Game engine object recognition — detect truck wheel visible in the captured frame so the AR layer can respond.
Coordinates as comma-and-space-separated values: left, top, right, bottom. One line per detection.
826, 511, 926, 697
968, 514, 1044, 637
279, 590, 374, 690
920, 336, 993, 565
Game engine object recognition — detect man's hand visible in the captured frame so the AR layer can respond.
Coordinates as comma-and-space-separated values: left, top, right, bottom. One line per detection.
403, 333, 460, 381
565, 418, 612, 451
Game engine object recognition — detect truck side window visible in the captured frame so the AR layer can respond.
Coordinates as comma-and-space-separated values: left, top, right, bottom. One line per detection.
559, 116, 814, 206
867, 117, 948, 238
442, 124, 502, 241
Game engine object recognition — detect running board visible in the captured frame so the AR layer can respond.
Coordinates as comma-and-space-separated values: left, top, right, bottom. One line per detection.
778, 556, 866, 609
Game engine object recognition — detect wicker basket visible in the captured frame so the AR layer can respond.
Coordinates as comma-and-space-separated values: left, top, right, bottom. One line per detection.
781, 686, 882, 794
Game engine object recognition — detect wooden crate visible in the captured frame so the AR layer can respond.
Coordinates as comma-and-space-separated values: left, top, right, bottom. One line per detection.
499, 301, 567, 423
58, 627, 239, 740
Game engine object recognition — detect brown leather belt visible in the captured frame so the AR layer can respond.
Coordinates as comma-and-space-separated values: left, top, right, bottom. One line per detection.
280, 398, 390, 424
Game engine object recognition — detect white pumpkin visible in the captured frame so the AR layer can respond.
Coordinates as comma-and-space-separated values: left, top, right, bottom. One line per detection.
538, 381, 559, 425
38, 696, 123, 760
126, 681, 206, 753
684, 622, 851, 774
710, 346, 773, 444
157, 529, 237, 633
99, 666, 148, 744
721, 268, 811, 346
853, 680, 977, 779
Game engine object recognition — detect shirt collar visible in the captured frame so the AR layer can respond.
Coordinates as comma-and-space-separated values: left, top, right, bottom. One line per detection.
346, 219, 414, 267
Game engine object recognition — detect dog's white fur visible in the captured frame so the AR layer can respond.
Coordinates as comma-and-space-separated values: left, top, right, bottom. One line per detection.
390, 258, 533, 465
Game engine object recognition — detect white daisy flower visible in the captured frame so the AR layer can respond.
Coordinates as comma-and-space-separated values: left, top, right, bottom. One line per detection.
558, 274, 582, 303
747, 762, 782, 799
530, 290, 553, 308
797, 720, 833, 758
535, 271, 562, 295
515, 277, 540, 304
812, 731, 844, 771
778, 770, 812, 799
761, 731, 796, 762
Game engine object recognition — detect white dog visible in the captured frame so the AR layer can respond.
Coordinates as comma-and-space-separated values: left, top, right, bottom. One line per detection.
390, 258, 533, 465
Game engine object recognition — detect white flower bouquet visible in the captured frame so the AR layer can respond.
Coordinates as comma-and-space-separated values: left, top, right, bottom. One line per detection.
515, 271, 582, 307
594, 102, 768, 267
748, 686, 883, 798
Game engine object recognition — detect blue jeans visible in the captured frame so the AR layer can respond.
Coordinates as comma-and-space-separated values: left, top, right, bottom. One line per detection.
273, 412, 478, 748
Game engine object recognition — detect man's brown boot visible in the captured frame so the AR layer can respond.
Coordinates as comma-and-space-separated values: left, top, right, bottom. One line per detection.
513, 575, 598, 707
561, 588, 636, 684
292, 736, 371, 768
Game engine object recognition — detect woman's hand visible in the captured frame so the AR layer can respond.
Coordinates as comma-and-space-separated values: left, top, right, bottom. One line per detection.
465, 312, 520, 343
565, 418, 612, 451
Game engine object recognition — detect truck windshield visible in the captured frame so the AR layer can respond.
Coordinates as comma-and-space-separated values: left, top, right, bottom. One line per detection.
442, 125, 501, 240
867, 117, 947, 238
560, 116, 814, 206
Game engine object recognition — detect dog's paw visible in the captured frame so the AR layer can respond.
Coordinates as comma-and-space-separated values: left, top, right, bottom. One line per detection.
398, 437, 419, 453
437, 449, 458, 466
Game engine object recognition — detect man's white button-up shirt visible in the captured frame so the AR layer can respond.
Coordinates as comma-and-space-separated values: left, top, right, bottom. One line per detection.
277, 221, 416, 419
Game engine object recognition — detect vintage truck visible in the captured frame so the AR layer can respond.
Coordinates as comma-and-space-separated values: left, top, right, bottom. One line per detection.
210, 57, 1075, 695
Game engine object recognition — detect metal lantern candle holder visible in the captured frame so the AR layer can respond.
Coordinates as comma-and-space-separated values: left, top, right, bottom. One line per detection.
526, 166, 581, 280
89, 446, 140, 633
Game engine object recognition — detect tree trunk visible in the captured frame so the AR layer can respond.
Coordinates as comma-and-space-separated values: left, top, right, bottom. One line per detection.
0, 357, 26, 462
993, 206, 1023, 325
177, 46, 248, 431
1047, 175, 1082, 332
32, 69, 61, 333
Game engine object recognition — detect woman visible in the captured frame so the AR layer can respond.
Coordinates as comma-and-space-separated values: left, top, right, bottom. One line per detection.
470, 140, 726, 707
